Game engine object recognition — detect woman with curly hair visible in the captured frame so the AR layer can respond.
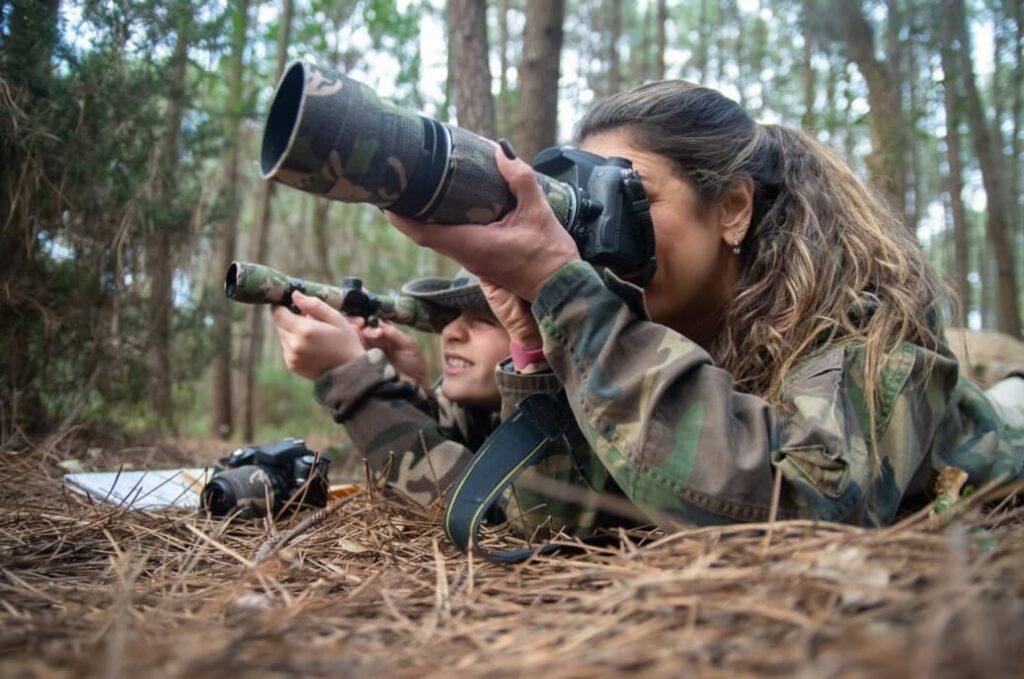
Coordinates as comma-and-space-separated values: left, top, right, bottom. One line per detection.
388, 80, 1023, 529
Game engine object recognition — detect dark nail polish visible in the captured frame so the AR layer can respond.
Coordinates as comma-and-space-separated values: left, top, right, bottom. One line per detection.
498, 138, 517, 161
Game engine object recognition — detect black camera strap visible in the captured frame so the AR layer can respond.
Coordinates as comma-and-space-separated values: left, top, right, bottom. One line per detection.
443, 392, 578, 563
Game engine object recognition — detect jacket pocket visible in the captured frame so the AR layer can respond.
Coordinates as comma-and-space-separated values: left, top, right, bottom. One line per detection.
773, 444, 850, 499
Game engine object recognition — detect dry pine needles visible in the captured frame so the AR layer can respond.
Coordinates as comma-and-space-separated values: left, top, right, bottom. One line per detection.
1, 436, 1023, 678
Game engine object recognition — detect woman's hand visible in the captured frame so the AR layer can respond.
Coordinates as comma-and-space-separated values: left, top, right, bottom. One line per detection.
385, 142, 580, 302
479, 278, 542, 350
270, 292, 366, 380
359, 321, 429, 389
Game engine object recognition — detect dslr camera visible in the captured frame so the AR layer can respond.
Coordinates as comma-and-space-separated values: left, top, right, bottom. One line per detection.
201, 438, 330, 518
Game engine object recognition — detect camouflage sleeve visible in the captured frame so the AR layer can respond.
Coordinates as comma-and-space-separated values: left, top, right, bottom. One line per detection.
530, 260, 1016, 527
494, 361, 563, 419
935, 376, 1024, 484
314, 349, 472, 505
431, 383, 502, 452
494, 361, 616, 535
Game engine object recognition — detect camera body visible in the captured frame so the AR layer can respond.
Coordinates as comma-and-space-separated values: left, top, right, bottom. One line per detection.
201, 438, 329, 518
533, 147, 657, 287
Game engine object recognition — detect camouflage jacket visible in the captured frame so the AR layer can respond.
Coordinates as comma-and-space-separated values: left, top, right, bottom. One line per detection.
498, 261, 1024, 532
314, 348, 500, 505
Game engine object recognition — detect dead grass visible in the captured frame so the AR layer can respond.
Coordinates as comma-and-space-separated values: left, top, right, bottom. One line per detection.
1, 435, 1023, 678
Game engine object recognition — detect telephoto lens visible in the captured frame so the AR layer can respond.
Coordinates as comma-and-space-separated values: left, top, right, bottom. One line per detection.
260, 61, 658, 287
260, 60, 573, 226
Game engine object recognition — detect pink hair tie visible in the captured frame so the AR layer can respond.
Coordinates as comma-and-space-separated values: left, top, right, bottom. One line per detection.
509, 341, 545, 371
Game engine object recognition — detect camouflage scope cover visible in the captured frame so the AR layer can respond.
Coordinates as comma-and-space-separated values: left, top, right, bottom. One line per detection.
261, 60, 574, 226
225, 261, 457, 334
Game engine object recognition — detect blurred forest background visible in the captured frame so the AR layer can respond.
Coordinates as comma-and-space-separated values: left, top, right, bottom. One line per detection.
1, 0, 1021, 448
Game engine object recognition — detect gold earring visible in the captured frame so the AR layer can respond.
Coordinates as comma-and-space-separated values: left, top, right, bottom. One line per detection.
732, 235, 741, 255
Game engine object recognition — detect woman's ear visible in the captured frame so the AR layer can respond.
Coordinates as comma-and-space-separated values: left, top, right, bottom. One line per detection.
718, 176, 754, 247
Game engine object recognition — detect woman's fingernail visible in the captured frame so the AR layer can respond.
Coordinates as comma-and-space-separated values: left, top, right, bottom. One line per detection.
498, 138, 517, 160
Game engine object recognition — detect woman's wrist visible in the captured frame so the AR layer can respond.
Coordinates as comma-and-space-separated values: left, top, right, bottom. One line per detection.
517, 359, 549, 375
509, 340, 545, 371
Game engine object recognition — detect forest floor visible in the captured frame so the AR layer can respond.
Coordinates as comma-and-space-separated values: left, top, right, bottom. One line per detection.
2, 432, 1024, 678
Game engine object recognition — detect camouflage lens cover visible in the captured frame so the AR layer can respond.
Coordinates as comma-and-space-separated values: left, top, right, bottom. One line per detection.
262, 61, 424, 208
261, 60, 574, 227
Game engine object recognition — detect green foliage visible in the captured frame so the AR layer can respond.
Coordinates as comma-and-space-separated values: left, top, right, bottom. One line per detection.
172, 378, 212, 436
0, 0, 228, 434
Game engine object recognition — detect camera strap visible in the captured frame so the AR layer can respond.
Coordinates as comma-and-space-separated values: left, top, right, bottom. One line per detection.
443, 392, 578, 563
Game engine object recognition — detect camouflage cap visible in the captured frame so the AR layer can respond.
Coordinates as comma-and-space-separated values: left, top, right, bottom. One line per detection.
401, 269, 492, 315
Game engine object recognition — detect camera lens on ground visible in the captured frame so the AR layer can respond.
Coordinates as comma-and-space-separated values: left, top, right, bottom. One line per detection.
201, 465, 275, 518
200, 477, 237, 517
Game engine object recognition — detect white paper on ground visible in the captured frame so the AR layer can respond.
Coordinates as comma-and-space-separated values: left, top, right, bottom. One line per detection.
62, 468, 214, 509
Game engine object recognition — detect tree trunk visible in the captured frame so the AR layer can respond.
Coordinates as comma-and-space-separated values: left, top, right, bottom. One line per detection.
147, 229, 174, 425
1, 0, 61, 433
906, 38, 922, 232
441, 15, 454, 122
497, 0, 511, 135
513, 0, 564, 164
750, 13, 769, 116
695, 0, 709, 82
801, 0, 815, 129
993, 1, 1007, 154
607, 0, 622, 96
885, 0, 904, 110
211, 0, 250, 440
981, 238, 994, 329
332, 206, 357, 278
884, 0, 907, 225
242, 0, 293, 442
638, 1, 651, 83
146, 10, 190, 431
1013, 0, 1022, 217
312, 199, 333, 282
734, 0, 746, 109
824, 53, 838, 142
992, 1, 1019, 264
713, 1, 728, 84
826, 0, 909, 224
1010, 0, 1022, 287
447, 0, 496, 138
948, 0, 1021, 336
655, 0, 667, 80
840, 62, 856, 163
940, 23, 971, 320
301, 5, 351, 290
